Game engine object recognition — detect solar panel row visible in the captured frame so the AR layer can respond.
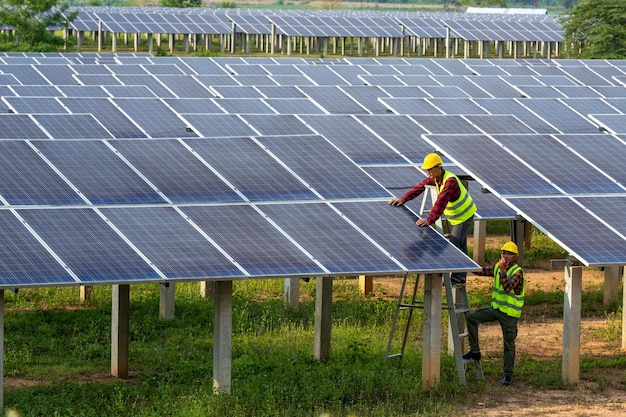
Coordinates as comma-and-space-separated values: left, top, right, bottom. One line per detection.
65, 7, 564, 43
0, 55, 625, 287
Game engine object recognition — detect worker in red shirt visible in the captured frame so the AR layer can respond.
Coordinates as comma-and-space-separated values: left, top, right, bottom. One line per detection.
388, 153, 476, 285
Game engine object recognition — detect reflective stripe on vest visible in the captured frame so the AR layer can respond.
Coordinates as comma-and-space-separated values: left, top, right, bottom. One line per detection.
436, 170, 477, 225
491, 264, 525, 318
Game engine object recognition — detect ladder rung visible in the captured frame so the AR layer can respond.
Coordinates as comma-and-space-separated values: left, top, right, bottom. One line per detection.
455, 307, 470, 314
399, 303, 424, 309
386, 353, 403, 359
458, 332, 468, 339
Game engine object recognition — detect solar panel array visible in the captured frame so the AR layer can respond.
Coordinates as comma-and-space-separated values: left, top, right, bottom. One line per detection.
1, 54, 625, 290
66, 7, 564, 43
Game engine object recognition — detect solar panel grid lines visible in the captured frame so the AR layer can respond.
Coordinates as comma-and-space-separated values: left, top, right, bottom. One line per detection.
256, 134, 391, 200
574, 196, 626, 238
518, 98, 603, 134
588, 114, 626, 134
491, 134, 626, 195
463, 114, 537, 134
110, 138, 245, 204
0, 114, 51, 139
18, 207, 163, 282
502, 196, 626, 266
549, 133, 626, 188
300, 114, 407, 165
33, 139, 165, 205
421, 133, 562, 197
258, 201, 403, 274
100, 205, 247, 279
0, 209, 77, 286
181, 204, 326, 277
183, 136, 317, 202
32, 114, 115, 139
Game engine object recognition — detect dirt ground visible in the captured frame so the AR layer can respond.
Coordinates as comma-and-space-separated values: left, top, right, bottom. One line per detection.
370, 266, 626, 416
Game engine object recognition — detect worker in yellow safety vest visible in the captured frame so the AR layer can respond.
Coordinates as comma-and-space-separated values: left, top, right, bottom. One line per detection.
388, 152, 476, 285
463, 241, 525, 386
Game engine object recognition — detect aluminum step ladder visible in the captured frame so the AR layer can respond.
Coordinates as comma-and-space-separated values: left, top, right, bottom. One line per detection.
445, 280, 483, 385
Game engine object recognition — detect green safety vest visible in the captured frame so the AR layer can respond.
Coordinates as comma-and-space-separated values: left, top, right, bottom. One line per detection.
491, 264, 525, 318
436, 170, 476, 225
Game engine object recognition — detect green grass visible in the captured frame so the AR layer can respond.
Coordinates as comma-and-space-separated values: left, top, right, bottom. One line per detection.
3, 273, 626, 417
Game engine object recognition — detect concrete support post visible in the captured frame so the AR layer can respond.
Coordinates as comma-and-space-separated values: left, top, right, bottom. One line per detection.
98, 21, 103, 52
284, 277, 300, 310
314, 277, 332, 361
134, 33, 140, 52
183, 33, 190, 53
603, 266, 620, 308
562, 265, 582, 385
359, 275, 373, 296
213, 281, 232, 394
111, 284, 130, 379
160, 282, 175, 320
473, 218, 486, 264
77, 31, 84, 50
200, 281, 214, 299
422, 273, 442, 389
80, 285, 93, 302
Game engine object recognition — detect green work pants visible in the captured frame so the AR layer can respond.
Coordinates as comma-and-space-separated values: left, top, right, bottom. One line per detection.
466, 306, 519, 378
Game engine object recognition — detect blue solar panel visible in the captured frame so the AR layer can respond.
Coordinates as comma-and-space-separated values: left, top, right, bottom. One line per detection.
184, 137, 317, 201
299, 86, 368, 114
183, 114, 257, 137
155, 75, 216, 99
257, 135, 390, 199
33, 114, 114, 139
356, 115, 431, 163
101, 206, 244, 279
112, 139, 243, 203
464, 115, 536, 134
494, 134, 625, 194
410, 115, 482, 134
0, 141, 85, 205
0, 210, 75, 286
113, 98, 198, 138
505, 197, 626, 266
576, 196, 626, 236
240, 114, 314, 136
61, 98, 147, 139
182, 205, 325, 277
555, 134, 626, 187
260, 202, 403, 274
301, 115, 406, 164
422, 134, 561, 196
19, 208, 161, 282
35, 140, 165, 204
334, 201, 479, 272
0, 114, 49, 139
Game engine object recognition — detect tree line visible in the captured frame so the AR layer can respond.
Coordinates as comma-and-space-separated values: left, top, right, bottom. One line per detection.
0, 0, 624, 58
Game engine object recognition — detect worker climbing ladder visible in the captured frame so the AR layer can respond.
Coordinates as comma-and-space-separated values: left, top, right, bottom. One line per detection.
384, 185, 483, 385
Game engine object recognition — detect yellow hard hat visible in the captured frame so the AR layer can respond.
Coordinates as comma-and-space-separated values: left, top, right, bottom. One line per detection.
501, 242, 519, 254
421, 153, 444, 170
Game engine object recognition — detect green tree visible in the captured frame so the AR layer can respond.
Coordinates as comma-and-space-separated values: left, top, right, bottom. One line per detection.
561, 0, 626, 58
158, 0, 201, 7
0, 0, 78, 51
